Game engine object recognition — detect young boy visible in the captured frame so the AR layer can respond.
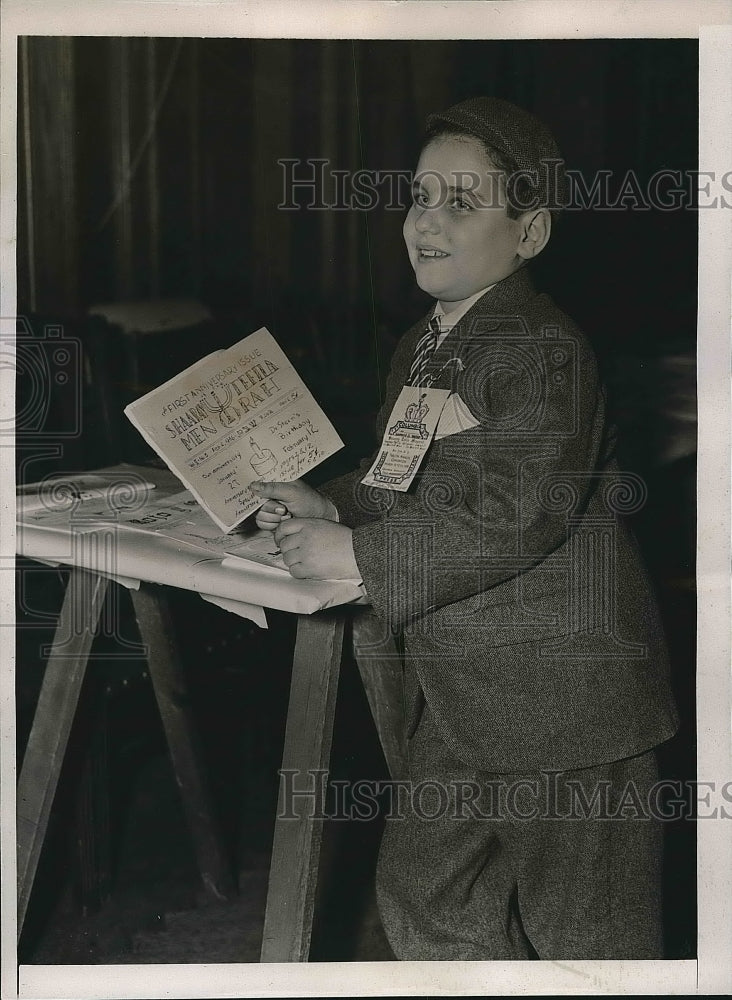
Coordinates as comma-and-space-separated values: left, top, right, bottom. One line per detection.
252, 97, 679, 960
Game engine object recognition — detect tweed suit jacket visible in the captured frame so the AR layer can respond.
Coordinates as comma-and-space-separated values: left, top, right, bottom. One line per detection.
324, 267, 679, 772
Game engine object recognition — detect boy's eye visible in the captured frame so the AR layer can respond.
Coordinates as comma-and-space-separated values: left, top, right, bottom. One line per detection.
410, 187, 472, 211
450, 196, 472, 212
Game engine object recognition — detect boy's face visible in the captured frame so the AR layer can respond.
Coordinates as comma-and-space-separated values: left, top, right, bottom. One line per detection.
403, 135, 524, 309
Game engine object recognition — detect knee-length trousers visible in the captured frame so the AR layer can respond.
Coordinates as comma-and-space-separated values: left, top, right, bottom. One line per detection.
375, 702, 664, 961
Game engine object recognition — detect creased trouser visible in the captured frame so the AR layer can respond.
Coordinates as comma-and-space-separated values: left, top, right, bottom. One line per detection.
375, 700, 664, 961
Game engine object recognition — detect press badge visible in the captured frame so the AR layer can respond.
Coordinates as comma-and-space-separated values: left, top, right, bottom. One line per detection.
361, 385, 451, 491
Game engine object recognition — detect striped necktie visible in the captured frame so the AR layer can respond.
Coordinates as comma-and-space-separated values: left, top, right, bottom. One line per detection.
408, 315, 441, 387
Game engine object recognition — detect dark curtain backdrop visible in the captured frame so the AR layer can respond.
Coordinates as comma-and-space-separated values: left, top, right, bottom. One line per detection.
18, 36, 698, 350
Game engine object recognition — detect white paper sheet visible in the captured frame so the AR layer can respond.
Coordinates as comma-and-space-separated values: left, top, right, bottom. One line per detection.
198, 593, 268, 628
16, 473, 157, 529
18, 522, 366, 614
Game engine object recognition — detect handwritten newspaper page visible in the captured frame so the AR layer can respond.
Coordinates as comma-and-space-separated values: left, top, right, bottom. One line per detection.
124, 327, 344, 531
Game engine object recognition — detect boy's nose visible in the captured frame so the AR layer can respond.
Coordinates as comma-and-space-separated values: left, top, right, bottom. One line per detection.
414, 207, 440, 234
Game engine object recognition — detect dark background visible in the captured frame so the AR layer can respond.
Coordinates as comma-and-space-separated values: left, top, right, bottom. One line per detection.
16, 36, 697, 962
18, 37, 698, 342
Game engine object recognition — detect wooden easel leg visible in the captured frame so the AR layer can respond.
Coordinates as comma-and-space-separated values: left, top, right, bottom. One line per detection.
260, 610, 345, 962
129, 583, 234, 902
352, 609, 408, 782
72, 678, 112, 915
17, 568, 110, 937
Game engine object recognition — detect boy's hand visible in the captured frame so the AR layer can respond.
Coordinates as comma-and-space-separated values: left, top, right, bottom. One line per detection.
251, 480, 337, 531
274, 518, 360, 580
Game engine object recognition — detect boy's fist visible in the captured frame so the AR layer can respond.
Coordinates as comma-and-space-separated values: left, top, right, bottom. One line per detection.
274, 518, 360, 581
251, 479, 338, 530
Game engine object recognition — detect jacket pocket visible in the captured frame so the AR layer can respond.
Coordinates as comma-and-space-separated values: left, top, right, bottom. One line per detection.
409, 587, 572, 650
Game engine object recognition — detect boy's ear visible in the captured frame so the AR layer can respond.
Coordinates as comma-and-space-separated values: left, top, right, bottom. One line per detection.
516, 208, 551, 260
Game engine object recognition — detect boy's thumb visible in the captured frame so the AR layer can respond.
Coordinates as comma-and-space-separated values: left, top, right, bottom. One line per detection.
251, 480, 290, 498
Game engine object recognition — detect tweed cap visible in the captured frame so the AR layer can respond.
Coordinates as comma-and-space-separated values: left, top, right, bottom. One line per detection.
425, 96, 567, 214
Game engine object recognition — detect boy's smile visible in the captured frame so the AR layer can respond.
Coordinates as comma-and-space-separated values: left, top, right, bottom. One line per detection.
403, 135, 525, 311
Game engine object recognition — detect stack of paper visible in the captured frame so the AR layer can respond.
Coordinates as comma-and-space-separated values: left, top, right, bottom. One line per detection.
16, 473, 157, 531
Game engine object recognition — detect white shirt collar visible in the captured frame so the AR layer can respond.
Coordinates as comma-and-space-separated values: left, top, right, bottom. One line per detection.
432, 285, 496, 345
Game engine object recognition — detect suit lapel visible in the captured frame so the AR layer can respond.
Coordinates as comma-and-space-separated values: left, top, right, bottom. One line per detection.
421, 267, 537, 385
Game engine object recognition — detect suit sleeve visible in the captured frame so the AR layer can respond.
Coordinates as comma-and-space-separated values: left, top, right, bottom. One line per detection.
333, 325, 610, 633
